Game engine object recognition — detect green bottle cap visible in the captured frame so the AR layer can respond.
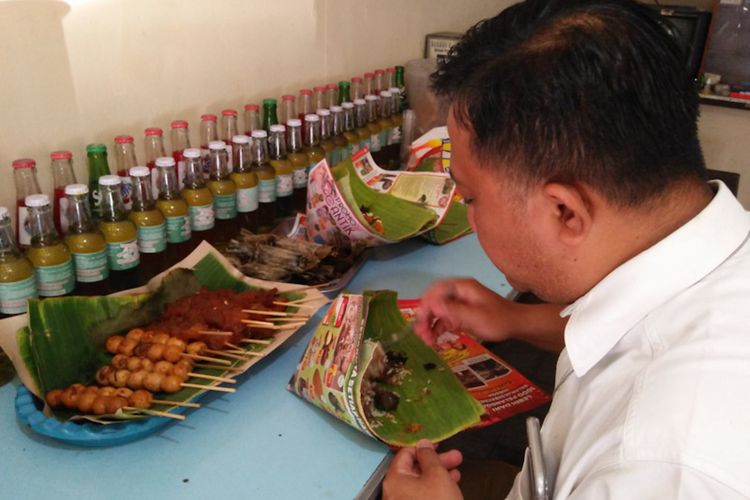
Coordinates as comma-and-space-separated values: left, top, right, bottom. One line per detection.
86, 144, 107, 154
263, 98, 277, 106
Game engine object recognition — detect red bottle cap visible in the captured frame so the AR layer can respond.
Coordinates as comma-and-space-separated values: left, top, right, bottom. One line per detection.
50, 150, 72, 160
313, 86, 325, 92
114, 135, 134, 144
351, 77, 363, 83
222, 109, 238, 117
299, 89, 312, 95
387, 67, 396, 73
145, 127, 163, 136
171, 120, 188, 129
374, 69, 385, 75
12, 158, 35, 169
244, 104, 260, 111
201, 114, 217, 122
364, 72, 375, 78
281, 95, 295, 101
326, 83, 337, 90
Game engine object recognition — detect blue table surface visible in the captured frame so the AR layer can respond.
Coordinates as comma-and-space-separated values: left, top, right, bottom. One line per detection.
0, 234, 510, 500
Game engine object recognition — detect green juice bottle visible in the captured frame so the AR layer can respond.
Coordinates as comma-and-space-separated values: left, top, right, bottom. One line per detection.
24, 194, 75, 297
0, 206, 37, 316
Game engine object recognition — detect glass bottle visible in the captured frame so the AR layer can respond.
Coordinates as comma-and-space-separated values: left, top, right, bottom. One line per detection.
128, 166, 167, 281
313, 86, 326, 112
170, 120, 191, 188
49, 151, 78, 237
221, 109, 239, 170
63, 184, 110, 295
378, 91, 394, 147
326, 83, 338, 109
351, 76, 363, 100
181, 148, 216, 238
113, 135, 137, 212
244, 104, 261, 135
395, 65, 408, 111
303, 114, 326, 185
338, 81, 351, 105
389, 87, 404, 147
86, 144, 112, 222
24, 194, 75, 297
341, 102, 361, 159
206, 140, 238, 244
365, 95, 383, 153
155, 157, 193, 264
144, 127, 166, 198
286, 119, 309, 213
280, 95, 297, 126
354, 99, 371, 151
363, 72, 375, 96
317, 109, 337, 166
0, 206, 37, 316
262, 99, 279, 133
374, 69, 386, 93
98, 175, 140, 290
268, 124, 294, 217
330, 105, 349, 164
200, 114, 218, 179
386, 67, 396, 91
378, 90, 399, 170
13, 159, 43, 250
298, 89, 313, 142
250, 130, 277, 233
230, 135, 259, 233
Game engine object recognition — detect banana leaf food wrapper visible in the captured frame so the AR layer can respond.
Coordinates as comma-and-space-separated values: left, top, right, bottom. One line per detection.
289, 290, 484, 447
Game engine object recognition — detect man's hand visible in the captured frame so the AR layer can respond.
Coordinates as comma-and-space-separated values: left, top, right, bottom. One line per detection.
382, 440, 463, 500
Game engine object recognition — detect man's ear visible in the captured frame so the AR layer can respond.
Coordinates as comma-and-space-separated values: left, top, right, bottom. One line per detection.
540, 182, 593, 246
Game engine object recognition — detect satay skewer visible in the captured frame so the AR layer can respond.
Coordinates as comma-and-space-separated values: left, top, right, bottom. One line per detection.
181, 382, 236, 393
194, 363, 245, 372
204, 348, 263, 360
188, 372, 236, 384
152, 399, 200, 408
242, 309, 309, 318
197, 330, 234, 336
182, 353, 232, 365
240, 338, 272, 345
123, 406, 185, 420
240, 318, 276, 327
274, 300, 316, 309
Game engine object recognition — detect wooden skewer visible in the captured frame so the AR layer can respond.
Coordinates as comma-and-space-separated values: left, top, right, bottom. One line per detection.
204, 348, 263, 360
197, 330, 233, 336
240, 319, 276, 327
194, 363, 245, 372
181, 382, 236, 393
270, 316, 310, 323
152, 399, 201, 408
182, 353, 231, 365
188, 372, 236, 384
240, 338, 272, 345
123, 406, 186, 420
242, 309, 309, 318
281, 284, 328, 293
274, 322, 307, 329
273, 301, 315, 310
277, 297, 318, 305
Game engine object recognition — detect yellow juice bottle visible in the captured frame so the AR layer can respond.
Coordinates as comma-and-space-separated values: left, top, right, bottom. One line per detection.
181, 148, 216, 237
230, 136, 259, 232
97, 175, 140, 290
287, 118, 311, 213
269, 124, 294, 217
341, 102, 361, 160
365, 94, 383, 153
127, 167, 167, 281
0, 206, 37, 315
354, 99, 371, 151
206, 141, 238, 244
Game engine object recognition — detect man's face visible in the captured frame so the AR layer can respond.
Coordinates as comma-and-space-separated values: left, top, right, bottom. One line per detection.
448, 112, 565, 301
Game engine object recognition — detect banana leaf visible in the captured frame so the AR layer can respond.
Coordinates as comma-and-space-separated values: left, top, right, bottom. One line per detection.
332, 160, 437, 241
357, 291, 484, 446
421, 201, 473, 245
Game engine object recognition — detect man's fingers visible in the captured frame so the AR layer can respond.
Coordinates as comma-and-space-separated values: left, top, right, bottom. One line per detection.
388, 446, 419, 477
438, 449, 463, 470
415, 439, 446, 476
448, 469, 461, 483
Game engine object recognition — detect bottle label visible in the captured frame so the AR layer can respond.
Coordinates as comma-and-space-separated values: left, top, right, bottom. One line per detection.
190, 204, 215, 231
276, 174, 293, 197
0, 276, 37, 314
390, 125, 402, 145
58, 197, 70, 235
34, 259, 75, 297
107, 239, 140, 270
237, 186, 259, 213
214, 193, 238, 220
259, 179, 277, 203
293, 167, 308, 189
166, 215, 191, 243
89, 188, 103, 219
370, 133, 382, 152
72, 250, 109, 283
360, 138, 371, 152
18, 206, 32, 246
379, 129, 389, 148
325, 150, 335, 167
137, 222, 167, 253
350, 143, 360, 155
120, 176, 133, 211
331, 148, 341, 166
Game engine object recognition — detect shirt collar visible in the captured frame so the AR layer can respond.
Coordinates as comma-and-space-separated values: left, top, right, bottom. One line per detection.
561, 181, 750, 377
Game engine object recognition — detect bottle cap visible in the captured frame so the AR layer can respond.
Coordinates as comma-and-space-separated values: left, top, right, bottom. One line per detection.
387, 67, 396, 73
129, 166, 150, 177
208, 140, 227, 150
222, 109, 238, 117
375, 69, 385, 75
12, 158, 36, 169
99, 175, 122, 186
281, 95, 295, 101
65, 183, 89, 195
316, 108, 331, 116
50, 151, 72, 160
145, 127, 163, 136
155, 156, 176, 167
269, 124, 286, 133
251, 130, 268, 139
341, 102, 354, 109
353, 99, 366, 106
365, 94, 378, 101
326, 83, 338, 90
330, 105, 343, 113
313, 86, 325, 92
299, 89, 313, 96
262, 98, 277, 106
114, 135, 134, 144
183, 148, 201, 158
286, 118, 302, 127
339, 80, 350, 86
171, 120, 189, 129
25, 194, 50, 207
389, 87, 400, 94
232, 135, 250, 144
0, 207, 9, 219
380, 91, 392, 98
364, 72, 375, 78
201, 114, 217, 122
304, 114, 320, 122
244, 104, 259, 111
86, 144, 107, 154
351, 77, 363, 83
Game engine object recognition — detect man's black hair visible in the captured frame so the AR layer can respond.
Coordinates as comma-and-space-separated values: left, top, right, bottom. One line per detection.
432, 0, 706, 206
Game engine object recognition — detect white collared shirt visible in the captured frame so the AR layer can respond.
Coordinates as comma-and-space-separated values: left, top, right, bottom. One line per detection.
508, 181, 750, 499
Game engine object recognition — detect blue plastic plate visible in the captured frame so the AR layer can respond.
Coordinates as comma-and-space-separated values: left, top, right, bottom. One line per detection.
15, 385, 184, 447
